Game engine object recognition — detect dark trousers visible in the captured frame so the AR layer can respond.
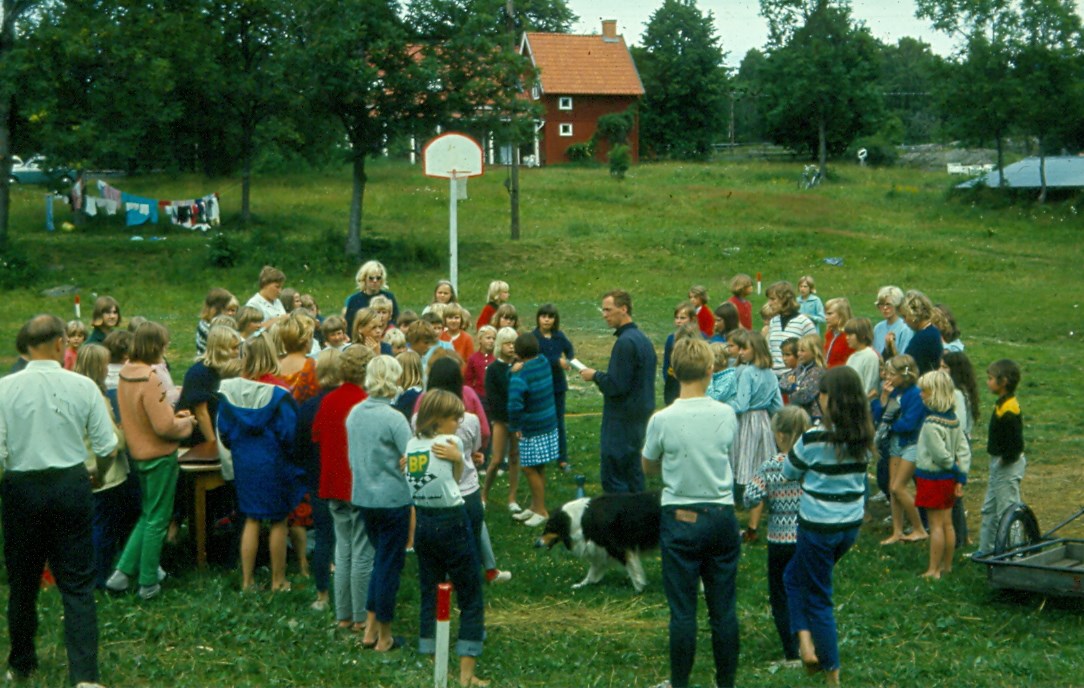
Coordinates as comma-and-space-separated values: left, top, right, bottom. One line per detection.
784, 526, 858, 673
599, 415, 647, 494
415, 507, 484, 657
311, 495, 333, 594
951, 496, 968, 548
660, 504, 740, 688
767, 543, 799, 660
461, 490, 485, 566
91, 473, 141, 588
554, 390, 568, 464
359, 505, 410, 623
1, 465, 99, 685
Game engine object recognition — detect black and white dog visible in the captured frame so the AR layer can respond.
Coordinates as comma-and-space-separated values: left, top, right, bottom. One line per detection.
535, 492, 661, 593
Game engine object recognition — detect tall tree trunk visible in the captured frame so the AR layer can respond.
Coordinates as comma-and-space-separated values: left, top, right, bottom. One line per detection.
0, 93, 11, 251
345, 154, 367, 259
241, 124, 253, 226
817, 115, 827, 176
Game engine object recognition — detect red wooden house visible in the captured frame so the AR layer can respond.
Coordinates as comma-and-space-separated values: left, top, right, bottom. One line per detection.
520, 20, 645, 166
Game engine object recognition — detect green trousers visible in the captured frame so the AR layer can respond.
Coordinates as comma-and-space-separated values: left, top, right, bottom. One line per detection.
116, 453, 179, 586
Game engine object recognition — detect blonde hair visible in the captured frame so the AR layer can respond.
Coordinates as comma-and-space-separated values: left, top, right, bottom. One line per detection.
476, 325, 497, 351
798, 275, 817, 293
383, 328, 406, 350
798, 334, 826, 368
918, 370, 956, 413
672, 337, 713, 382
355, 260, 387, 290
340, 344, 374, 384
235, 306, 264, 334
396, 350, 423, 389
442, 303, 466, 324
825, 297, 853, 332
242, 330, 280, 379
709, 342, 729, 372
688, 285, 708, 305
415, 389, 465, 439
875, 286, 905, 308
74, 343, 110, 392
278, 310, 315, 354
486, 280, 510, 304
900, 290, 934, 324
729, 274, 752, 296
351, 308, 381, 342
66, 319, 88, 340
674, 300, 696, 319
744, 331, 773, 369
201, 325, 243, 377
772, 405, 811, 447
495, 326, 518, 356
315, 347, 343, 388
364, 355, 401, 398
369, 295, 392, 312
885, 354, 919, 387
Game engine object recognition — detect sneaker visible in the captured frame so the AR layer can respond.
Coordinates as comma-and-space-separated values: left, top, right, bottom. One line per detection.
138, 584, 161, 600
311, 599, 330, 611
870, 493, 888, 503
512, 509, 535, 522
74, 683, 107, 688
157, 566, 168, 583
485, 569, 512, 584
507, 502, 523, 514
523, 513, 546, 527
104, 570, 129, 593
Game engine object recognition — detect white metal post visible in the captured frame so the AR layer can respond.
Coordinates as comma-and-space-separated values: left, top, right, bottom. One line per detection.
449, 174, 459, 294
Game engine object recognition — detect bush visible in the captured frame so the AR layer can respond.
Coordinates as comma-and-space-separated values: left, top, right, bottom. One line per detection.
608, 145, 631, 179
565, 142, 595, 163
0, 243, 41, 290
849, 135, 898, 167
206, 232, 240, 268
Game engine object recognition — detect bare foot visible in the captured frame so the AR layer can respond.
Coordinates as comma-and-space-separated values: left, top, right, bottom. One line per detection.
919, 571, 941, 580
902, 532, 929, 543
798, 632, 821, 675
337, 620, 353, 630
460, 676, 490, 687
880, 535, 903, 545
351, 622, 366, 633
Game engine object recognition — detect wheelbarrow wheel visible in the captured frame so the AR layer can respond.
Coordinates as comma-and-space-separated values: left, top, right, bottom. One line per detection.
994, 503, 1041, 555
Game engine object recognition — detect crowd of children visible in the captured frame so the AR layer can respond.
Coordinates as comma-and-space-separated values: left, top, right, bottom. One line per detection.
22, 263, 1028, 688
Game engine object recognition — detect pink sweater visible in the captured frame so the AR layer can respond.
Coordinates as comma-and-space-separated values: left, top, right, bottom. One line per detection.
117, 362, 193, 460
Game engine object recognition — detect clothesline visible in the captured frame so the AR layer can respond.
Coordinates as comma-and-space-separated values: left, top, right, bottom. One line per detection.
56, 179, 223, 230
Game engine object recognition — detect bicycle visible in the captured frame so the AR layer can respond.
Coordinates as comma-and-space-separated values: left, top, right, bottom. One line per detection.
799, 164, 823, 190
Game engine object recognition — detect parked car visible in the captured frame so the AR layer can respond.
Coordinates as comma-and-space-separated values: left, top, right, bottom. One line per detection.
9, 155, 77, 187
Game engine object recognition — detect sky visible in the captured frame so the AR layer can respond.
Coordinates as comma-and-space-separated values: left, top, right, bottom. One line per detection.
565, 0, 961, 67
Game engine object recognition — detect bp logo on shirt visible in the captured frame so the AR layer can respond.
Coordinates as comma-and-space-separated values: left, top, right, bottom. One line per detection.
406, 449, 435, 492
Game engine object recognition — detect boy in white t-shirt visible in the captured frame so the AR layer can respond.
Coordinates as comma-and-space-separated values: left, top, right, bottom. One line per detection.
642, 338, 740, 688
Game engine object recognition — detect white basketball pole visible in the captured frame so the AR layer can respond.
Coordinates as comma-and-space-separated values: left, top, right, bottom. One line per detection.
449, 174, 459, 294
434, 582, 452, 688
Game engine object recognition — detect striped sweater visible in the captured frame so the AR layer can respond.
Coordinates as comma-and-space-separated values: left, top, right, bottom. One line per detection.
783, 428, 868, 533
915, 409, 972, 484
507, 356, 557, 437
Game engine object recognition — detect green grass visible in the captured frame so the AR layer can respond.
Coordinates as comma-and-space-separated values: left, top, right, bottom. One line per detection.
3, 159, 1084, 687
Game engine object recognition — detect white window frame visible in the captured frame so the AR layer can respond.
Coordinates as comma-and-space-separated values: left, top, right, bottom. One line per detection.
531, 85, 540, 100
558, 123, 573, 137
558, 96, 573, 110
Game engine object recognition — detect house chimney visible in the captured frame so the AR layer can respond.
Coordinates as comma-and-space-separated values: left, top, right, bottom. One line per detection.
601, 19, 618, 42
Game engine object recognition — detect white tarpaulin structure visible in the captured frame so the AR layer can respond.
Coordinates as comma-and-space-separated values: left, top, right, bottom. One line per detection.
957, 156, 1084, 189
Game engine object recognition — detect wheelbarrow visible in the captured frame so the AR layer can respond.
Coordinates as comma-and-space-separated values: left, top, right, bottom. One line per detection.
972, 504, 1084, 598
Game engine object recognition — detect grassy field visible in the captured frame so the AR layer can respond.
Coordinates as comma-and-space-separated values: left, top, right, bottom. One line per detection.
2, 159, 1083, 687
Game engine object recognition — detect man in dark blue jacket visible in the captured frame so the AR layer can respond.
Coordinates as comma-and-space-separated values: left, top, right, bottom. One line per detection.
580, 290, 657, 493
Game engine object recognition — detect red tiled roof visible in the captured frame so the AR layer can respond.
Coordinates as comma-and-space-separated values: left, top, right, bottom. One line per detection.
522, 32, 644, 96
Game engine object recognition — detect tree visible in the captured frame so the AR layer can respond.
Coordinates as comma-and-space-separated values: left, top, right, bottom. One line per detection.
878, 37, 946, 144
638, 0, 729, 159
732, 48, 768, 143
0, 0, 48, 248
287, 0, 443, 259
760, 0, 883, 172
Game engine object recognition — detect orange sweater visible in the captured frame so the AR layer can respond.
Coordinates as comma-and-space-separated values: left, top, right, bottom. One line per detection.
117, 362, 193, 460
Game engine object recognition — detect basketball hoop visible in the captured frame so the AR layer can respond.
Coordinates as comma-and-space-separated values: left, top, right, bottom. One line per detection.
423, 133, 485, 293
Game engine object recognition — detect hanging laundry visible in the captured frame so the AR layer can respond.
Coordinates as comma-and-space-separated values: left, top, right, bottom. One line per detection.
97, 180, 122, 203
121, 192, 159, 227
204, 193, 221, 225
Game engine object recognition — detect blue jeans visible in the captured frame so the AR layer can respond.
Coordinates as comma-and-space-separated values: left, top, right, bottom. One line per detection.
91, 472, 141, 588
660, 504, 740, 688
359, 505, 410, 623
767, 543, 798, 660
599, 415, 647, 494
784, 526, 859, 672
415, 507, 484, 657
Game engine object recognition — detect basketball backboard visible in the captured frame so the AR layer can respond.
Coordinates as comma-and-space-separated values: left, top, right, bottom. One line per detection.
423, 133, 484, 179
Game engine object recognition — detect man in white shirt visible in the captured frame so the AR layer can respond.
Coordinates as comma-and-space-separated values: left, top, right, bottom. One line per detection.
245, 264, 288, 328
0, 314, 117, 687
